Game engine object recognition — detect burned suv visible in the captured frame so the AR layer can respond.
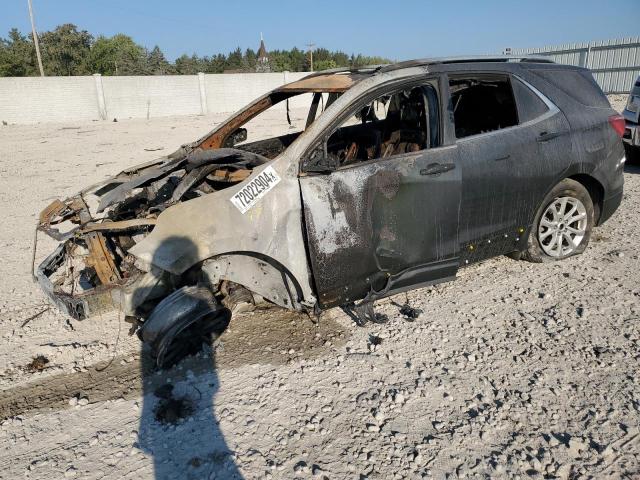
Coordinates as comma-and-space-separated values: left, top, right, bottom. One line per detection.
35, 57, 625, 366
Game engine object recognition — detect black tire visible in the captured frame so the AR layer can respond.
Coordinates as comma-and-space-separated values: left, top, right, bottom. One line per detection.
521, 178, 595, 263
141, 285, 231, 369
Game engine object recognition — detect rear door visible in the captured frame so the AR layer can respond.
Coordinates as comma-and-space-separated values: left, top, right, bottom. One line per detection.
299, 79, 461, 308
449, 72, 570, 262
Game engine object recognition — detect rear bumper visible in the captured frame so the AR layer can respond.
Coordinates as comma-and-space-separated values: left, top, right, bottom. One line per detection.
623, 121, 640, 147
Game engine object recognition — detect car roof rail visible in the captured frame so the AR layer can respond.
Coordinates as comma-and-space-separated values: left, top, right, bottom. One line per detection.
296, 56, 556, 81
378, 55, 555, 72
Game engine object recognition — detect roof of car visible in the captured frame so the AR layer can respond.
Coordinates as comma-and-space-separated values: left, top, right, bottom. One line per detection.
303, 55, 554, 76
381, 55, 554, 71
276, 56, 556, 93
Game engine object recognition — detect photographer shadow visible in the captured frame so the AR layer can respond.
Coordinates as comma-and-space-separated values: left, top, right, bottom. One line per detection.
136, 236, 243, 479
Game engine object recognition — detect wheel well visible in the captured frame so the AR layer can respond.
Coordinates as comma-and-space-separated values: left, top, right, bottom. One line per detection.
568, 174, 604, 223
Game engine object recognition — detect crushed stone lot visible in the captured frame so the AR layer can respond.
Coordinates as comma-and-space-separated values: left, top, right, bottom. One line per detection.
1, 100, 640, 479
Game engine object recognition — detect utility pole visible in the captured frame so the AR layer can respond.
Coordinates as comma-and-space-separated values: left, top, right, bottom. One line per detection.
27, 0, 45, 76
306, 43, 315, 72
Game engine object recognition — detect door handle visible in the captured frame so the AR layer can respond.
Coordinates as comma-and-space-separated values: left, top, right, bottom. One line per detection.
537, 131, 561, 142
420, 163, 456, 176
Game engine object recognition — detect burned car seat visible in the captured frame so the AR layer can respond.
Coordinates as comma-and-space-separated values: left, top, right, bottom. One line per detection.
381, 88, 428, 157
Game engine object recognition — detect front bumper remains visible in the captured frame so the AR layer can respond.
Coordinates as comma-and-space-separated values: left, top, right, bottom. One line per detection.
35, 243, 121, 320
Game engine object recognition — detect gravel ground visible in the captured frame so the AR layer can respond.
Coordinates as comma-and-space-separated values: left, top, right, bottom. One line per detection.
0, 96, 639, 480
608, 94, 628, 114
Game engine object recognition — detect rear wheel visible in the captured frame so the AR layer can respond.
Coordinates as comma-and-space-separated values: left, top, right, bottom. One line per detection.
521, 178, 594, 263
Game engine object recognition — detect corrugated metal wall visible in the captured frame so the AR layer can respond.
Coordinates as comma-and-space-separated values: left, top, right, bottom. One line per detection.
510, 37, 640, 93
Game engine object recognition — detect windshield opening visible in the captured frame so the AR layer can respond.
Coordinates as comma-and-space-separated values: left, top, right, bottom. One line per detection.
196, 89, 344, 158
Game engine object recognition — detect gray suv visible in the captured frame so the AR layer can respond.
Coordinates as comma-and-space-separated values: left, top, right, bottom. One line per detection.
34, 56, 626, 366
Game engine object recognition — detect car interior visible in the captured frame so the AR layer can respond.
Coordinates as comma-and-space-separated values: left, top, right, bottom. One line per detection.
325, 85, 439, 167
229, 84, 440, 169
223, 76, 520, 169
449, 75, 519, 138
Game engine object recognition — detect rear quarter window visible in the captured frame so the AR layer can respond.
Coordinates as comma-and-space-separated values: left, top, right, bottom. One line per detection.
511, 77, 549, 123
530, 69, 610, 108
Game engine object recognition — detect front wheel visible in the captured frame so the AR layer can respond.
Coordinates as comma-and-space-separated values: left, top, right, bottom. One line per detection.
521, 178, 595, 263
141, 285, 231, 369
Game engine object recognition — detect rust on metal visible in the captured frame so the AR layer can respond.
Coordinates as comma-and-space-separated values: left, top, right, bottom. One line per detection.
84, 232, 121, 285
208, 168, 252, 182
198, 97, 273, 150
38, 199, 66, 225
79, 218, 157, 234
277, 74, 356, 93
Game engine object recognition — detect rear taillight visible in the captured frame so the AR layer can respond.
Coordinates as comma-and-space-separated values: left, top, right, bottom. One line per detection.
608, 114, 625, 138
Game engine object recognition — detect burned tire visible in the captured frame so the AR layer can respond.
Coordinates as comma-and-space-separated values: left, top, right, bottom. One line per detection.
141, 285, 231, 369
521, 178, 594, 263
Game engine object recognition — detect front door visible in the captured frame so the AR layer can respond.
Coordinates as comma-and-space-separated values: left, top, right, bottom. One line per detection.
299, 82, 461, 308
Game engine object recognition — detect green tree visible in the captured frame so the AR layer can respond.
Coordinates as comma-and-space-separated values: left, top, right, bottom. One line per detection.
0, 28, 36, 76
0, 24, 394, 77
243, 48, 257, 71
40, 23, 92, 75
333, 51, 350, 67
206, 53, 226, 73
225, 47, 243, 71
314, 59, 337, 71
146, 45, 173, 75
268, 50, 291, 72
174, 53, 201, 74
88, 34, 146, 75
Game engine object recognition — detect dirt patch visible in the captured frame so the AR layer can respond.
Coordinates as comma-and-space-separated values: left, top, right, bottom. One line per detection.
25, 355, 49, 372
0, 308, 347, 419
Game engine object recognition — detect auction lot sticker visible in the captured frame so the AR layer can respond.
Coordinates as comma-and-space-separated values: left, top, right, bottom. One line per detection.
230, 165, 281, 214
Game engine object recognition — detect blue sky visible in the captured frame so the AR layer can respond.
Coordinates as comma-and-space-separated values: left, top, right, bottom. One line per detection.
2, 0, 638, 60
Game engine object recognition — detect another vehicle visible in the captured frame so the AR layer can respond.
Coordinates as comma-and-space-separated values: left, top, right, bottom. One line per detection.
35, 56, 626, 367
623, 75, 640, 162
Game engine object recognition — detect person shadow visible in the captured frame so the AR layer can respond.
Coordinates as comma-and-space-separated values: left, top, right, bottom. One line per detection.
135, 236, 244, 479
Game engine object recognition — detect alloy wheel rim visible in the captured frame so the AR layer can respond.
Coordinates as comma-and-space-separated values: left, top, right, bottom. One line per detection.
538, 196, 587, 257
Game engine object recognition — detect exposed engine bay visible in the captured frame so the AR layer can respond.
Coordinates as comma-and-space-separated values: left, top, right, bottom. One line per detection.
35, 146, 272, 320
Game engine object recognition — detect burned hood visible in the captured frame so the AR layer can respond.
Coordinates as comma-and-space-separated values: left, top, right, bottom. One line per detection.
38, 148, 269, 242
96, 148, 269, 212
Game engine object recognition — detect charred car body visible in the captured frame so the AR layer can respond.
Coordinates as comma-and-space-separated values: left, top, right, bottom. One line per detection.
35, 57, 625, 366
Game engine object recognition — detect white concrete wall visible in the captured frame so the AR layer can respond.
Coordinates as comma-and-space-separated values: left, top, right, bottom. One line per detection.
203, 72, 308, 114
0, 71, 311, 125
0, 76, 100, 124
101, 74, 201, 120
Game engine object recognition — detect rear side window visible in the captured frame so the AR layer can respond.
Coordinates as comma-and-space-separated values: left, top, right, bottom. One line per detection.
511, 77, 549, 123
449, 74, 518, 138
531, 69, 609, 108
